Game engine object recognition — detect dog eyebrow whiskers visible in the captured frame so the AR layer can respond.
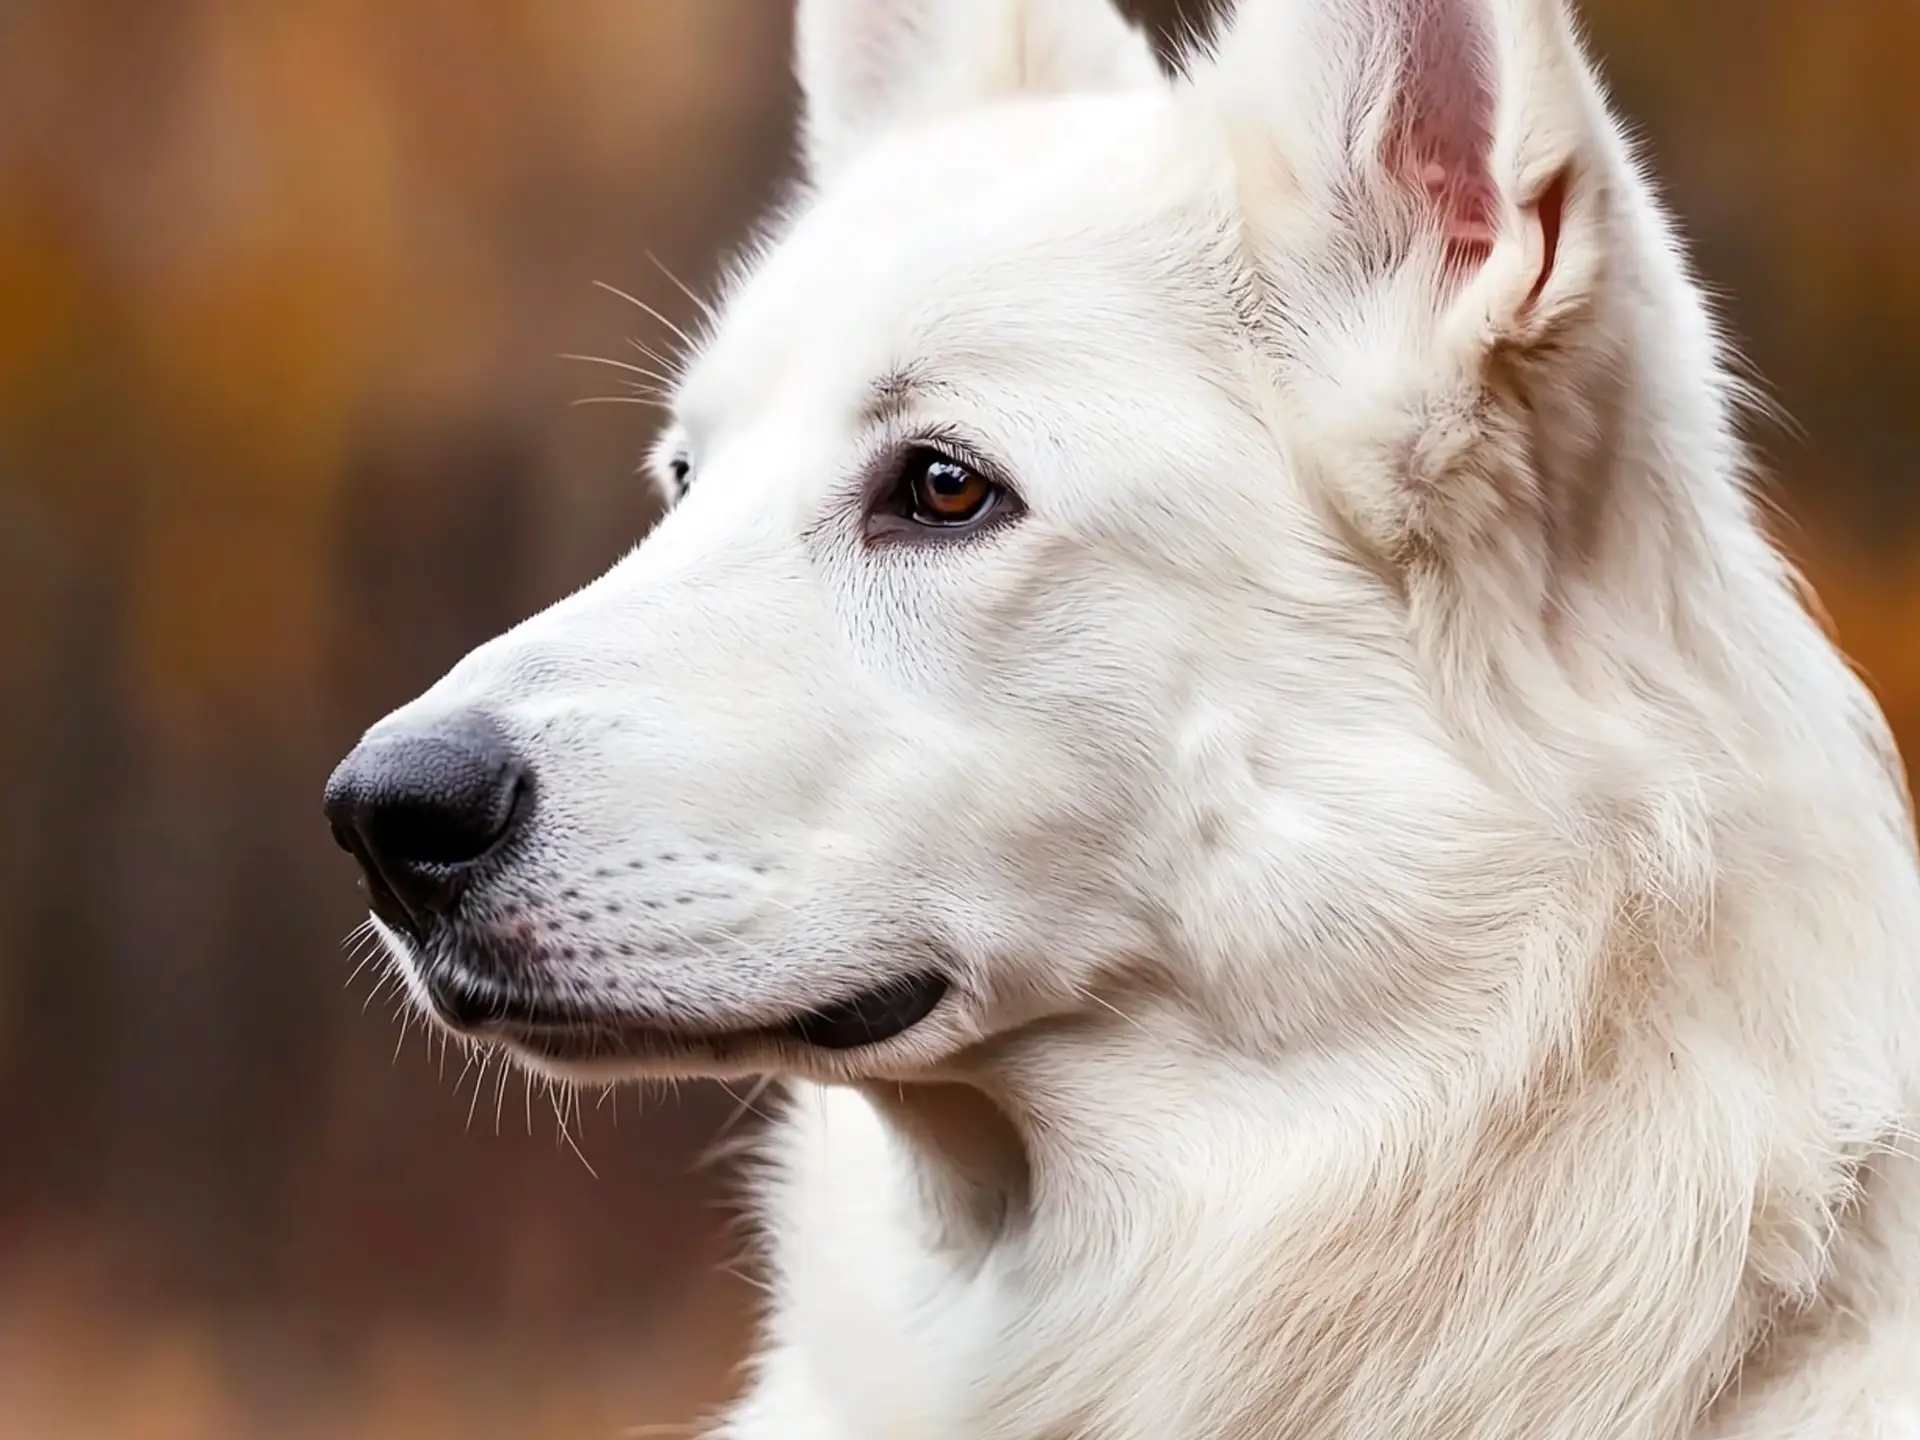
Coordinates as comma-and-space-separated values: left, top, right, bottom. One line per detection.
862, 367, 937, 431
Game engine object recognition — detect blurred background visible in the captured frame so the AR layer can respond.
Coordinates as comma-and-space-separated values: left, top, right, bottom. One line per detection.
0, 1, 1913, 1435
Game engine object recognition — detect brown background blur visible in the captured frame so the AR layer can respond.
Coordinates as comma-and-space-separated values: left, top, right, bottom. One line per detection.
0, 1, 1914, 1436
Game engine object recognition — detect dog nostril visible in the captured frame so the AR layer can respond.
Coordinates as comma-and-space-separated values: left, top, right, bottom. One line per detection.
360, 772, 525, 869
323, 711, 530, 928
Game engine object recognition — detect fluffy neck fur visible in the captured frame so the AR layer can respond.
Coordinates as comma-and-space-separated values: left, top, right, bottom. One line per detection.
868, 928, 1911, 1438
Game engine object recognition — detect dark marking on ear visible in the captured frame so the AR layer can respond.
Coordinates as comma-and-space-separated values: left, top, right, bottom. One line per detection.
1526, 168, 1570, 312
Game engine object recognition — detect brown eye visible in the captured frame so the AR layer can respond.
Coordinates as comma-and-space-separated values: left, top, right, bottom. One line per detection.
865, 444, 1021, 543
909, 454, 993, 524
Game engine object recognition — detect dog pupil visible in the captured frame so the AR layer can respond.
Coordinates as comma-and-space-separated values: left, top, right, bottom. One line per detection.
923, 463, 980, 517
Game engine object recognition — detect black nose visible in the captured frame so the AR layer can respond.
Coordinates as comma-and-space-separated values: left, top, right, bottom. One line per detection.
324, 711, 528, 935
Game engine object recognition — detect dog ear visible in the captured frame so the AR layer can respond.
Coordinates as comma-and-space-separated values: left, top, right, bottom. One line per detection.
1197, 0, 1625, 562
795, 0, 1162, 183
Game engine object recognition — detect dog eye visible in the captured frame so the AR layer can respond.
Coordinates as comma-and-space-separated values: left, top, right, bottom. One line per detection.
668, 455, 692, 498
909, 454, 993, 524
867, 446, 1018, 542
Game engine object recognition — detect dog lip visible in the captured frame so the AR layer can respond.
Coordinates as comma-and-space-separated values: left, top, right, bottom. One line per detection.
779, 973, 949, 1050
336, 825, 427, 942
430, 967, 952, 1058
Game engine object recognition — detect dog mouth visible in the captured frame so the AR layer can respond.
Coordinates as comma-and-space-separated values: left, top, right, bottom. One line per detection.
420, 961, 951, 1063
779, 973, 951, 1049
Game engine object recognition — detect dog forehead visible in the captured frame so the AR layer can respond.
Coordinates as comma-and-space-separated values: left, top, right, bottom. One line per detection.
683, 91, 1218, 419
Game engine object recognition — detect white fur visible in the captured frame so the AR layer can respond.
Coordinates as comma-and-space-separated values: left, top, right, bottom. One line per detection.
360, 0, 1920, 1432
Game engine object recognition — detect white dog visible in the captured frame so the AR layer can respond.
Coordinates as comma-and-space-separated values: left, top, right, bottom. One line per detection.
324, 0, 1920, 1433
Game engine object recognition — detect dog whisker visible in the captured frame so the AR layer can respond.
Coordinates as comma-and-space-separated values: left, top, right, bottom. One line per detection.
592, 278, 697, 353
646, 250, 720, 327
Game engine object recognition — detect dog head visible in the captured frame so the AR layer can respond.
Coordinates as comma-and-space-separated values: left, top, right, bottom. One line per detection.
327, 0, 1703, 1086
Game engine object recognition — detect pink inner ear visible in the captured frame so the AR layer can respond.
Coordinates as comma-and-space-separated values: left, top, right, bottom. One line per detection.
1387, 0, 1499, 275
